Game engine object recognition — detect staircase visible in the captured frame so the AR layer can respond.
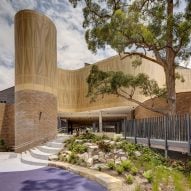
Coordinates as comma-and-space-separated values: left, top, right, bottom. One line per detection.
21, 134, 70, 166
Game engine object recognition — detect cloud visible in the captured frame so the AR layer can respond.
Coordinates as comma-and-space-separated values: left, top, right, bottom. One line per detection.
0, 0, 116, 90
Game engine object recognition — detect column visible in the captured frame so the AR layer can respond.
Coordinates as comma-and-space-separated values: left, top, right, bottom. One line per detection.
99, 111, 103, 132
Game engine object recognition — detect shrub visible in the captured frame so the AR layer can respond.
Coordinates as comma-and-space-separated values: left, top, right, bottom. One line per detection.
98, 141, 113, 153
79, 132, 96, 140
68, 152, 79, 164
131, 166, 138, 175
143, 170, 153, 183
117, 141, 138, 156
68, 143, 87, 154
107, 161, 115, 170
121, 160, 132, 171
116, 165, 124, 175
125, 174, 134, 184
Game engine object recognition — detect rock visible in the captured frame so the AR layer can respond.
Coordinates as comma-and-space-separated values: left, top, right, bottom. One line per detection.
87, 158, 93, 166
110, 141, 115, 145
103, 140, 110, 143
75, 139, 83, 143
105, 152, 113, 159
88, 145, 98, 150
84, 142, 93, 147
66, 154, 70, 161
107, 159, 115, 163
98, 151, 105, 158
118, 151, 126, 155
99, 157, 106, 163
134, 151, 141, 157
78, 152, 89, 162
91, 163, 108, 170
93, 155, 99, 160
65, 151, 72, 155
115, 159, 121, 165
120, 156, 127, 161
88, 145, 99, 157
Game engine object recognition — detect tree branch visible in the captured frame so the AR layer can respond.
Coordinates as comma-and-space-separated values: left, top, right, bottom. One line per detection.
120, 52, 164, 67
117, 89, 168, 116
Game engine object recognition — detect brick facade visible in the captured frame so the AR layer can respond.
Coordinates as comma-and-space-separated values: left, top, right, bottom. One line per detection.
0, 103, 15, 149
15, 90, 57, 152
135, 92, 191, 119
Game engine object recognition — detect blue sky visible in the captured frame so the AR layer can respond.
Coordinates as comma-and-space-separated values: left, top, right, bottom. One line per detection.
0, 0, 116, 90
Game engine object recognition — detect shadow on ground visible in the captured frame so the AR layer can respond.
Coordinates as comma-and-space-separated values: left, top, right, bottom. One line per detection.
0, 167, 107, 191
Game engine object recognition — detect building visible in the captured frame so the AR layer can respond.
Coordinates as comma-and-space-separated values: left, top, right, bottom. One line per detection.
0, 10, 191, 152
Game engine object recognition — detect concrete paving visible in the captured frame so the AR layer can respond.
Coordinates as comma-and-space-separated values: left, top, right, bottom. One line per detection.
0, 152, 46, 172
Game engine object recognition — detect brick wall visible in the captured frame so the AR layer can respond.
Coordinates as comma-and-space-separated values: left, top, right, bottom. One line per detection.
0, 103, 15, 148
135, 92, 191, 119
15, 90, 57, 152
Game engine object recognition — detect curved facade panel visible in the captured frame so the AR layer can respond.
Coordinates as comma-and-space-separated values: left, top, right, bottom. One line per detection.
57, 56, 191, 114
14, 10, 57, 152
57, 56, 166, 113
15, 10, 57, 95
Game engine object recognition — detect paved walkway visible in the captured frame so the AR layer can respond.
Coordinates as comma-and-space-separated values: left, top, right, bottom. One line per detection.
0, 152, 45, 172
0, 166, 107, 191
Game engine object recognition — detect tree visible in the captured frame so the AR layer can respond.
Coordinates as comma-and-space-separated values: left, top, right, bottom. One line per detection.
69, 0, 191, 115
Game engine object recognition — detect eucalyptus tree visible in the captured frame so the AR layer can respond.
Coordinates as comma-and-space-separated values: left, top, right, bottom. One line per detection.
70, 0, 191, 115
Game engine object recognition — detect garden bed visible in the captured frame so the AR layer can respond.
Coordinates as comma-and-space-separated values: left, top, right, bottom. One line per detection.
50, 133, 191, 191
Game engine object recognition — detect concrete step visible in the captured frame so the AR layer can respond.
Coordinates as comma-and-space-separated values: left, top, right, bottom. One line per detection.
21, 151, 48, 166
45, 141, 63, 149
37, 145, 60, 154
20, 134, 71, 167
29, 148, 51, 160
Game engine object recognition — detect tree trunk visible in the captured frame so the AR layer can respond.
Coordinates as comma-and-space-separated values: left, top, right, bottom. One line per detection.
165, 0, 176, 116
164, 63, 176, 116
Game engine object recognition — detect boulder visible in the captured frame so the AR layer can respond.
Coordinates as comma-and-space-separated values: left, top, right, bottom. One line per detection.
93, 155, 99, 161
75, 139, 83, 143
134, 151, 141, 157
65, 151, 72, 155
78, 152, 89, 162
110, 141, 115, 145
120, 156, 127, 161
91, 163, 108, 170
87, 158, 93, 166
103, 140, 110, 143
107, 159, 115, 163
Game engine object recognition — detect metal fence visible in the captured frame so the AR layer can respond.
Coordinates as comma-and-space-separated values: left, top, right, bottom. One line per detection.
123, 114, 191, 155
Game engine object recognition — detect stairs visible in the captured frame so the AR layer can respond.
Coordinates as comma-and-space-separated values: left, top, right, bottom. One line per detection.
21, 134, 70, 166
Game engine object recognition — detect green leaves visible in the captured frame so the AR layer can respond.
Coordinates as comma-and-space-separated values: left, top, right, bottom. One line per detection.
86, 65, 166, 102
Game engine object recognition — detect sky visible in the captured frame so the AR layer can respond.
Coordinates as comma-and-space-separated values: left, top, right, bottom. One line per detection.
0, 0, 190, 91
0, 0, 116, 90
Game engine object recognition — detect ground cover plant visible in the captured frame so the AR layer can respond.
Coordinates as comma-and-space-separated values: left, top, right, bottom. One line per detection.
56, 133, 191, 190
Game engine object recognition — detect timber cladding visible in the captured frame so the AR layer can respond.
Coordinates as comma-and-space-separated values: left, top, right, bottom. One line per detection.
15, 10, 57, 95
57, 56, 191, 113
